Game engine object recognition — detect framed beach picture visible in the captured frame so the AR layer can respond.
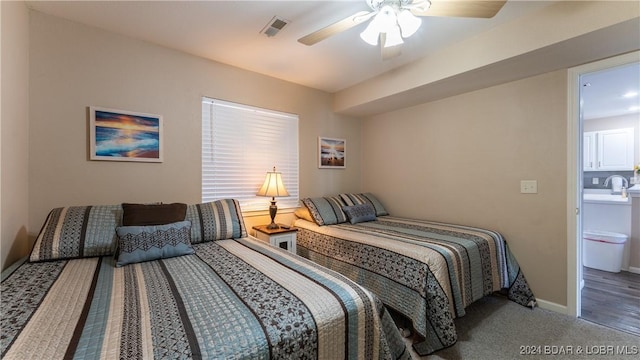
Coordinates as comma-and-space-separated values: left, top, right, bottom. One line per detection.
318, 137, 346, 169
89, 106, 163, 162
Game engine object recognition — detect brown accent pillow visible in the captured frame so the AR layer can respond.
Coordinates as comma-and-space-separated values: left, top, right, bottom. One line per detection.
122, 203, 187, 226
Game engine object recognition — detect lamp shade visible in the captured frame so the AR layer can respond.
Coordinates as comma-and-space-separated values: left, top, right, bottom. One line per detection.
359, 1, 426, 47
384, 25, 404, 47
257, 167, 289, 198
397, 9, 421, 38
376, 5, 397, 32
360, 20, 380, 46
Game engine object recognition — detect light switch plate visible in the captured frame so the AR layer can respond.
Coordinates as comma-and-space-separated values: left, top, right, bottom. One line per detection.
592, 178, 599, 185
520, 180, 538, 194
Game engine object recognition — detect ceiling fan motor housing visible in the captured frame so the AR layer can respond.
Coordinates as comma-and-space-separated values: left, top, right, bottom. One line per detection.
297, 0, 502, 59
367, 0, 428, 11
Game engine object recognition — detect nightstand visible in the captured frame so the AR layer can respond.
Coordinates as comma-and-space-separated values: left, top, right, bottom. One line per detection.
252, 225, 297, 253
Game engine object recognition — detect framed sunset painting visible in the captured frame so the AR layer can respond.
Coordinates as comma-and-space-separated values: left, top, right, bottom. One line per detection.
318, 137, 345, 168
89, 106, 163, 162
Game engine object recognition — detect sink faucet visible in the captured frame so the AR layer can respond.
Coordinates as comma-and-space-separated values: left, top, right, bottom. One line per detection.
603, 175, 628, 192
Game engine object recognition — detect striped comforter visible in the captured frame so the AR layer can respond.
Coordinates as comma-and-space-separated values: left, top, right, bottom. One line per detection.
1, 238, 409, 360
294, 216, 536, 355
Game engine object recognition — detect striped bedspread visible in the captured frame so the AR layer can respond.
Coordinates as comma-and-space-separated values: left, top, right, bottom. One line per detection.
1, 238, 409, 360
294, 216, 536, 355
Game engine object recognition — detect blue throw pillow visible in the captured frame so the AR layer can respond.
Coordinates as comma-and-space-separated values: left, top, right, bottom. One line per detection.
115, 220, 194, 267
342, 204, 377, 224
339, 193, 389, 216
30, 205, 122, 262
185, 199, 247, 243
302, 196, 348, 226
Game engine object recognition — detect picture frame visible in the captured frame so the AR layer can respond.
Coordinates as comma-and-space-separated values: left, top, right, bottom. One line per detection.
318, 137, 346, 169
89, 106, 163, 163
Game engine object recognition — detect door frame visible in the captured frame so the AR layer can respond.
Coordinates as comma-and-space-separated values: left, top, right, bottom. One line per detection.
566, 51, 640, 317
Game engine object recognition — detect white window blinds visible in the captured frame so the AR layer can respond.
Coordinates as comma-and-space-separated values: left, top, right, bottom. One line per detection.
202, 97, 299, 212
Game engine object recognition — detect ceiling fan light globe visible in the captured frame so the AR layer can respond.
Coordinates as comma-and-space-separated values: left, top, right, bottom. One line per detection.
398, 9, 421, 38
384, 25, 404, 47
377, 5, 397, 33
360, 21, 380, 45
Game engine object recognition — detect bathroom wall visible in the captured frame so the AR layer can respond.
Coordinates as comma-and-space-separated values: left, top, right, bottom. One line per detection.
631, 198, 640, 271
583, 113, 639, 272
584, 171, 634, 189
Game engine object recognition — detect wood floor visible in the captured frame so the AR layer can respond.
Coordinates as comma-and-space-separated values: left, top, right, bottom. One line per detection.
581, 267, 640, 336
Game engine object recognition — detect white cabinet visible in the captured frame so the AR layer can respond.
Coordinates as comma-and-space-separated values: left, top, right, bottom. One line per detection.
584, 128, 634, 171
583, 132, 596, 171
597, 128, 635, 171
252, 225, 297, 253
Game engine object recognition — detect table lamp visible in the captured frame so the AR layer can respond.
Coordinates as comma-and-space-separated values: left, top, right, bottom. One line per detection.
256, 166, 289, 229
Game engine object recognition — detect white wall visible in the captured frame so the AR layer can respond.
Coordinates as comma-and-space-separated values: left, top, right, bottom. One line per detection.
25, 11, 361, 263
1, 1, 30, 271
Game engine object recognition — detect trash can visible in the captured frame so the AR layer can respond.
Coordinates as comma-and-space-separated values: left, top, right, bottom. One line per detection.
583, 230, 628, 273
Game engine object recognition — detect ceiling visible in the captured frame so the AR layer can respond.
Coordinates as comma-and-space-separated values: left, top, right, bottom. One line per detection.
27, 0, 554, 93
26, 0, 639, 119
582, 63, 640, 120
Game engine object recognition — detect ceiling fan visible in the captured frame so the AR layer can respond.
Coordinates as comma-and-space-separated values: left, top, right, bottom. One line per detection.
298, 0, 507, 60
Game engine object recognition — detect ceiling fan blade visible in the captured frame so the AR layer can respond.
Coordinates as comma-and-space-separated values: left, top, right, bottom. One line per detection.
411, 0, 506, 18
298, 11, 373, 46
380, 34, 402, 60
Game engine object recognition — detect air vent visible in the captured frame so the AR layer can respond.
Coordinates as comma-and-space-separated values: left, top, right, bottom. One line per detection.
261, 16, 289, 37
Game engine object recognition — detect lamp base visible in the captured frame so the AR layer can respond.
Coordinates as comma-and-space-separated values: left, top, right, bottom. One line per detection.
267, 198, 279, 229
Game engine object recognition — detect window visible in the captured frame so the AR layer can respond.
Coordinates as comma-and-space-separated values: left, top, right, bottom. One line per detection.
202, 97, 299, 212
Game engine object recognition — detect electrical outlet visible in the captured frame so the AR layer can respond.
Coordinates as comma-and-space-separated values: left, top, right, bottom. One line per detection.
520, 180, 538, 194
592, 178, 599, 185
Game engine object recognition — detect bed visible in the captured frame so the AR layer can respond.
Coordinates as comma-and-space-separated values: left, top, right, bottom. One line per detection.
1, 200, 410, 360
295, 193, 537, 356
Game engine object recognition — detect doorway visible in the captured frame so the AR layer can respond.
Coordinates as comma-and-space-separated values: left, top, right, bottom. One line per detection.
567, 51, 640, 333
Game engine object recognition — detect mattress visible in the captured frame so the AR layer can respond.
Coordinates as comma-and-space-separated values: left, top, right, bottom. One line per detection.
294, 216, 536, 355
1, 237, 409, 360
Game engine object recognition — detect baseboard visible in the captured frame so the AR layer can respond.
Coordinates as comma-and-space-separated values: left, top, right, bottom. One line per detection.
539, 268, 639, 316
535, 298, 568, 315
627, 266, 640, 274
543, 268, 639, 316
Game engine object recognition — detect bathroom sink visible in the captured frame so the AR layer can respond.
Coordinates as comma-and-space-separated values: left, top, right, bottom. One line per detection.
583, 193, 630, 204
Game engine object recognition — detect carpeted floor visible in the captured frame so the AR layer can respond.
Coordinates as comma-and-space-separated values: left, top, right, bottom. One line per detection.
403, 295, 639, 359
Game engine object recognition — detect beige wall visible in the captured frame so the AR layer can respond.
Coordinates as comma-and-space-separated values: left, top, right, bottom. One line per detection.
1, 1, 30, 271
12, 5, 632, 308
361, 70, 569, 306
26, 11, 361, 258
